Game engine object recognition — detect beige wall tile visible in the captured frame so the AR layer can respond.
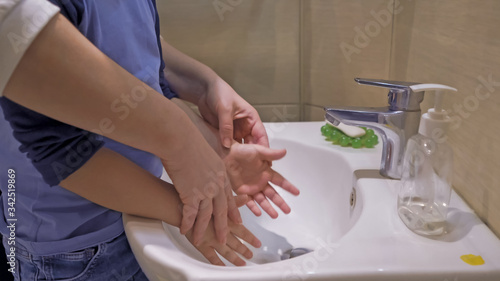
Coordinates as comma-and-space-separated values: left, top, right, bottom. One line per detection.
303, 104, 326, 121
253, 104, 300, 123
302, 0, 395, 109
392, 0, 500, 237
157, 0, 300, 105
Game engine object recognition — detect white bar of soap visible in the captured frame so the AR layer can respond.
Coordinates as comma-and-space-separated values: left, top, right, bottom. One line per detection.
325, 119, 366, 138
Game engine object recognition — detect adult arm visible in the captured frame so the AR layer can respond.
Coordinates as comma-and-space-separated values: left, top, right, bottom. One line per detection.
3, 13, 190, 158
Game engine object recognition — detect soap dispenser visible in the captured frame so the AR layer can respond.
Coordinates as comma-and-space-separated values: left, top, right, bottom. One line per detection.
397, 84, 457, 236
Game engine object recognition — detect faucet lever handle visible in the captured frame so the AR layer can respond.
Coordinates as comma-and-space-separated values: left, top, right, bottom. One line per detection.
354, 78, 424, 111
354, 78, 421, 90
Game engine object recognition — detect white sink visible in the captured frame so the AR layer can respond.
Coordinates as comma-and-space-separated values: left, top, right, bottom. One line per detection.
124, 122, 500, 281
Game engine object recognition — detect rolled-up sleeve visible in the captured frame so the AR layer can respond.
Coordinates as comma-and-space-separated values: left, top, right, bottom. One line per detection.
0, 97, 105, 186
0, 0, 60, 95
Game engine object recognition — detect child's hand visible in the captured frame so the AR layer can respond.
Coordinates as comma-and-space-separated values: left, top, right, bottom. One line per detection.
186, 220, 261, 266
186, 196, 261, 266
224, 142, 300, 218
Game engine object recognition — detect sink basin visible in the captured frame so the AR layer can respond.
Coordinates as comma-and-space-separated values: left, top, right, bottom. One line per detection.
124, 122, 500, 281
161, 137, 362, 266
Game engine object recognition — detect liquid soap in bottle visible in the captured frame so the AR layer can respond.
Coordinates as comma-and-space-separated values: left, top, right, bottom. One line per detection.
398, 84, 457, 236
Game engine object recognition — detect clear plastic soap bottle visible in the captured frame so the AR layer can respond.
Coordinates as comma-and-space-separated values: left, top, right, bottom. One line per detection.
398, 84, 457, 236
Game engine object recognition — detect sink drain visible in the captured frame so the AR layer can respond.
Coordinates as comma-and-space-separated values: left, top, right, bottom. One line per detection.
281, 248, 313, 260
350, 188, 356, 208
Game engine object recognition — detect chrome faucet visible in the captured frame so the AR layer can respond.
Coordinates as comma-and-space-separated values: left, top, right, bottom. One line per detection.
324, 78, 428, 179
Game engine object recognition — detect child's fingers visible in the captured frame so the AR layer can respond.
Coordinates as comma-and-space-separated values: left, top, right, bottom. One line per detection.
192, 199, 213, 246
233, 194, 249, 208
217, 105, 235, 149
226, 186, 243, 225
245, 200, 262, 217
269, 169, 300, 196
180, 202, 199, 235
215, 244, 246, 266
213, 192, 228, 244
253, 192, 278, 219
199, 247, 225, 266
230, 223, 262, 249
226, 234, 253, 259
255, 146, 287, 161
263, 184, 291, 214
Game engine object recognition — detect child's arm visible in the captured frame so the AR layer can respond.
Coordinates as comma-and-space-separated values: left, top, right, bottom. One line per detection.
60, 147, 261, 266
172, 98, 300, 218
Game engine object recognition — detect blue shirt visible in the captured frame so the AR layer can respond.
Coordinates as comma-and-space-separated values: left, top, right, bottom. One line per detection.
0, 0, 176, 255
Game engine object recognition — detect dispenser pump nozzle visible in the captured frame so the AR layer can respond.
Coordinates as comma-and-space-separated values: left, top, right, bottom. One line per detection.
409, 83, 458, 138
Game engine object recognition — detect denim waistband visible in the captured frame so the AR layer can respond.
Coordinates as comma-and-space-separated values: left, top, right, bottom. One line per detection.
1, 230, 123, 261
0, 217, 124, 256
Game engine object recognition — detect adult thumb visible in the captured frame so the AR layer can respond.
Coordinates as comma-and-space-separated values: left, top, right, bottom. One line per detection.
219, 111, 234, 148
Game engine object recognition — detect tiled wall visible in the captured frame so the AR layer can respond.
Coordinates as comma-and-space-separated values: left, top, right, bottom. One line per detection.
157, 0, 393, 122
301, 0, 394, 120
158, 0, 500, 237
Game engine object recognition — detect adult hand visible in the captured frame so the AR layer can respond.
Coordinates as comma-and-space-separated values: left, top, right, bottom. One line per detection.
197, 78, 269, 148
161, 126, 241, 246
224, 142, 300, 218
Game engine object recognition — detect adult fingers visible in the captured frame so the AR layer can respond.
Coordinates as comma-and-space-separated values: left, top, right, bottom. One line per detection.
192, 199, 213, 246
180, 201, 200, 235
226, 180, 243, 224
213, 192, 228, 244
218, 105, 235, 148
249, 118, 269, 147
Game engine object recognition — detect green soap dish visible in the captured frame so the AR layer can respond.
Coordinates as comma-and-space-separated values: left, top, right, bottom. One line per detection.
321, 123, 378, 148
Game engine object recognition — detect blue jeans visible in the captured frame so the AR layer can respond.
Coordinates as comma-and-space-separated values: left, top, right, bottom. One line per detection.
2, 232, 148, 281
